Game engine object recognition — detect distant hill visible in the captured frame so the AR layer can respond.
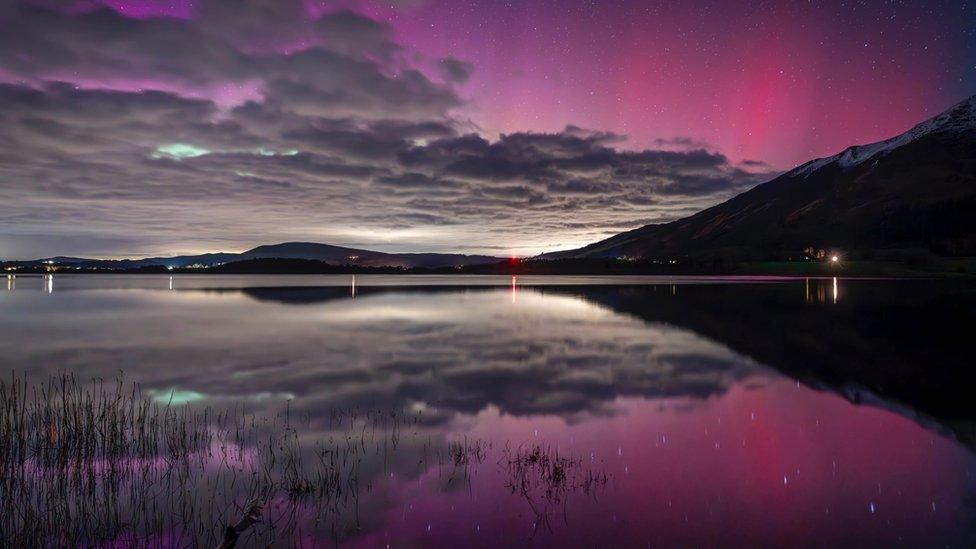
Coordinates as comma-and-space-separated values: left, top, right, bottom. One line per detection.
543, 95, 976, 261
23, 242, 502, 269
237, 242, 501, 268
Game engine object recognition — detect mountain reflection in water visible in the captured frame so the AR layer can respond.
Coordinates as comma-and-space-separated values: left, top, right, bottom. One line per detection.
1, 275, 975, 546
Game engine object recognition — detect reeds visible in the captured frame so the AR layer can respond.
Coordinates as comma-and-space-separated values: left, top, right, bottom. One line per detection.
0, 372, 418, 546
504, 443, 610, 533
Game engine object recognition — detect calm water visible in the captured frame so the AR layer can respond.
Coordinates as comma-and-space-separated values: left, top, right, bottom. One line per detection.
2, 274, 976, 547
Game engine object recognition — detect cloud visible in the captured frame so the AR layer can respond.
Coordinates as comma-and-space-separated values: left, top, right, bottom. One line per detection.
437, 58, 474, 84
652, 136, 710, 150
0, 2, 776, 258
0, 3, 457, 117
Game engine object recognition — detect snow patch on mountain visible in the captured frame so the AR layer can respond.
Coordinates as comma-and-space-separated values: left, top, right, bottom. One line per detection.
788, 94, 976, 179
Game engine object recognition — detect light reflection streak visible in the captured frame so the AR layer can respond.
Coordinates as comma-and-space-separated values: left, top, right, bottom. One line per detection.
6, 274, 13, 291
511, 275, 518, 304
805, 278, 842, 305
351, 275, 356, 298
44, 274, 53, 294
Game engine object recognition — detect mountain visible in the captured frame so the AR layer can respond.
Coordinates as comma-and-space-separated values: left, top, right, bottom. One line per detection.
27, 242, 502, 269
544, 95, 976, 261
236, 242, 501, 268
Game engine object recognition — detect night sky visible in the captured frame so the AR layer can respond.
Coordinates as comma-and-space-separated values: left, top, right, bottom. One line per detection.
1, 0, 974, 258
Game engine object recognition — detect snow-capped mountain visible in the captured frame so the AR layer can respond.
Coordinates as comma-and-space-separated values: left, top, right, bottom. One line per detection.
544, 94, 976, 261
789, 95, 976, 178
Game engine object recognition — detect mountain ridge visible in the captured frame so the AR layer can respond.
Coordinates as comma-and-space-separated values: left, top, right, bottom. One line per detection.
788, 94, 976, 178
25, 242, 503, 269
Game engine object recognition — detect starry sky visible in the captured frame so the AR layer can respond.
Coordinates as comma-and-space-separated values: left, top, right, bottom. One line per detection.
1, 0, 974, 259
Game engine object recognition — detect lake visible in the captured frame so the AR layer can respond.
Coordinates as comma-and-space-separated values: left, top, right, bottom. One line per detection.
1, 274, 975, 547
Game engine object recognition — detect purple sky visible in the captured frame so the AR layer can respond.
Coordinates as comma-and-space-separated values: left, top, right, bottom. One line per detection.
0, 0, 973, 258
372, 0, 975, 166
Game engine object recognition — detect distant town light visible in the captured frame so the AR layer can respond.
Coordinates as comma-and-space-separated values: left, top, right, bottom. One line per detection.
831, 255, 839, 263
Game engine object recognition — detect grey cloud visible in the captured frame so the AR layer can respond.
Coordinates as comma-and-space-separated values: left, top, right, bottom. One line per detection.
375, 172, 462, 189
0, 5, 254, 85
282, 125, 407, 160
547, 179, 620, 196
369, 120, 456, 140
0, 82, 216, 123
259, 54, 461, 120
397, 129, 767, 204
0, 4, 460, 120
438, 58, 474, 84
280, 119, 459, 161
653, 136, 710, 149
655, 175, 744, 196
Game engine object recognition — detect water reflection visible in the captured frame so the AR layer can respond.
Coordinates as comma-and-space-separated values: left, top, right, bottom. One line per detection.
804, 276, 842, 304
3, 276, 975, 441
511, 274, 518, 303
1, 276, 975, 546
